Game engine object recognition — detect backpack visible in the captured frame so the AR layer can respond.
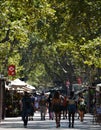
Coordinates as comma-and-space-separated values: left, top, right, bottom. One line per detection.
39, 96, 46, 106
52, 98, 62, 112
79, 101, 86, 111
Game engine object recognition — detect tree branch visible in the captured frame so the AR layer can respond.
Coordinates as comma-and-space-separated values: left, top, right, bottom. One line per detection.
0, 29, 10, 43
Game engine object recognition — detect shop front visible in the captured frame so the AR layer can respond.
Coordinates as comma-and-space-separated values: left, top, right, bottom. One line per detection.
0, 77, 5, 121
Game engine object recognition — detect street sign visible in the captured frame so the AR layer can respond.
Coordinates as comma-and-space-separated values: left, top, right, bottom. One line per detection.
8, 65, 15, 76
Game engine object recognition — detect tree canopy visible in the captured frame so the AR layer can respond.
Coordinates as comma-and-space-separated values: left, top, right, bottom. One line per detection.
0, 0, 101, 88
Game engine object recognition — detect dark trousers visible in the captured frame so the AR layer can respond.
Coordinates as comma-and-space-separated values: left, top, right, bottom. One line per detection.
22, 110, 29, 126
68, 112, 75, 127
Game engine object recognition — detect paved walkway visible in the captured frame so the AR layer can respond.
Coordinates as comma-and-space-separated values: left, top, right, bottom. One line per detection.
0, 112, 101, 130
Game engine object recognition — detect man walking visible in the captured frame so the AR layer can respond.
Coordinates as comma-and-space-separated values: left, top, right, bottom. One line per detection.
21, 92, 32, 127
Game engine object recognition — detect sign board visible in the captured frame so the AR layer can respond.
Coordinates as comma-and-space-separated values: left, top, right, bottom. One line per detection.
8, 65, 15, 76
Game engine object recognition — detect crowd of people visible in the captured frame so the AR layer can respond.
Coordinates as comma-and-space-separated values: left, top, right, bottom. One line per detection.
20, 90, 87, 128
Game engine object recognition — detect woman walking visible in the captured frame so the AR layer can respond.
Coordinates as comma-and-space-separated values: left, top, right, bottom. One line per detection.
78, 93, 86, 122
39, 92, 47, 120
67, 91, 77, 128
47, 93, 54, 120
52, 91, 62, 128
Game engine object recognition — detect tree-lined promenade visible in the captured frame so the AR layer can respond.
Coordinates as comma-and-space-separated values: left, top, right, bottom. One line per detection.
0, 0, 101, 122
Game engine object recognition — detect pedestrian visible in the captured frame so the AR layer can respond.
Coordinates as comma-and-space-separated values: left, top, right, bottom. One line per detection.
77, 93, 86, 122
39, 92, 47, 120
21, 92, 32, 127
52, 91, 62, 128
67, 91, 77, 128
29, 94, 35, 120
47, 93, 54, 120
33, 92, 39, 111
62, 95, 68, 119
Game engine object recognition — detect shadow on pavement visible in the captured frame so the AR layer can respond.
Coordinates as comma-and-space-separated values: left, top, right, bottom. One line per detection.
0, 114, 101, 130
